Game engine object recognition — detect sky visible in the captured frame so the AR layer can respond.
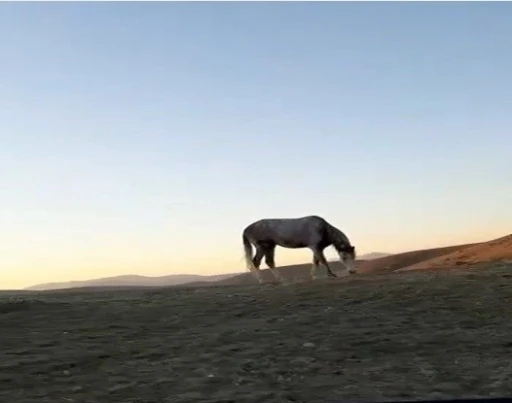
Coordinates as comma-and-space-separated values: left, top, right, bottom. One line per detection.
1, 3, 511, 289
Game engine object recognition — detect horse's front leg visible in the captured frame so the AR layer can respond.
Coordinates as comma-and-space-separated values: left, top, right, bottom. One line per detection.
314, 249, 337, 279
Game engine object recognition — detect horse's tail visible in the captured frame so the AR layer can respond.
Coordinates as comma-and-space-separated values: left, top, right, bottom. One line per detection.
242, 233, 254, 271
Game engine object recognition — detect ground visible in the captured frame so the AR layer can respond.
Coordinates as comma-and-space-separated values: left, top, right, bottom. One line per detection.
1, 264, 512, 403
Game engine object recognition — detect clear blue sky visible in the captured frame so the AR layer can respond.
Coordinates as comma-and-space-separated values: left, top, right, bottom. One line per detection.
1, 3, 511, 289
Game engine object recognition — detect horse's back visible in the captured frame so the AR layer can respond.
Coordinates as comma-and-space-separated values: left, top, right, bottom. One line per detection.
276, 215, 328, 227
243, 215, 328, 236
251, 215, 325, 224
243, 215, 330, 247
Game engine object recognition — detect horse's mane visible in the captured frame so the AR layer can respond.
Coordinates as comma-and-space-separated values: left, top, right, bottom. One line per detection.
326, 223, 351, 247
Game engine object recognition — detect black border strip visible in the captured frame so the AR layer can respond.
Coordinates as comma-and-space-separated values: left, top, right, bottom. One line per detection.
327, 399, 512, 403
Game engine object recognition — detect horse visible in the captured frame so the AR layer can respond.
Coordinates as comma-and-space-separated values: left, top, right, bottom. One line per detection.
242, 215, 356, 284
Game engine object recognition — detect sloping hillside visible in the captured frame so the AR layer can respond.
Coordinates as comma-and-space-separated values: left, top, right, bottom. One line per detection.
356, 243, 477, 275
204, 243, 478, 286
192, 262, 323, 287
398, 234, 512, 272
191, 260, 378, 287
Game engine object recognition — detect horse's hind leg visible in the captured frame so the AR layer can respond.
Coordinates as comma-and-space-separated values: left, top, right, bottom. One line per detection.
250, 248, 265, 283
311, 255, 321, 280
253, 248, 264, 269
264, 247, 286, 283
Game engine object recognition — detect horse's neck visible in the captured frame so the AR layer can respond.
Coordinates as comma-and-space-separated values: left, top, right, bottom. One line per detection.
328, 225, 349, 247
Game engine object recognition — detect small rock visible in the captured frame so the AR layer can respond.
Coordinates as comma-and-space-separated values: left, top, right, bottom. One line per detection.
291, 356, 314, 365
302, 342, 315, 348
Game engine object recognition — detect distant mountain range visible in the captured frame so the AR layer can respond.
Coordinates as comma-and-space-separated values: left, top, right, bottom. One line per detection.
24, 252, 391, 291
359, 252, 391, 260
25, 273, 238, 291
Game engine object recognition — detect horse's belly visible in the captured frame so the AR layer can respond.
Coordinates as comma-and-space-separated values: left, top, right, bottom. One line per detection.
277, 240, 308, 248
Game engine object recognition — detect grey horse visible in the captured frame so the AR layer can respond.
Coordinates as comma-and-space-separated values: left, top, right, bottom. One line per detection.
242, 215, 356, 283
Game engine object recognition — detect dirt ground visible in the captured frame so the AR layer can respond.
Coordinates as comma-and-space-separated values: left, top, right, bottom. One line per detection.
2, 264, 512, 403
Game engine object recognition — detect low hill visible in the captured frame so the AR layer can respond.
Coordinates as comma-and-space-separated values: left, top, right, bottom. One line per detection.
398, 234, 512, 272
25, 273, 239, 291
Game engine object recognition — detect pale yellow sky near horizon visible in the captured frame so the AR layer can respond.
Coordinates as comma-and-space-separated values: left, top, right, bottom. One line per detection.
2, 224, 508, 290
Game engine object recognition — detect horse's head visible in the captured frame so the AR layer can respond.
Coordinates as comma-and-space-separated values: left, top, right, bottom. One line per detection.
337, 244, 357, 274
